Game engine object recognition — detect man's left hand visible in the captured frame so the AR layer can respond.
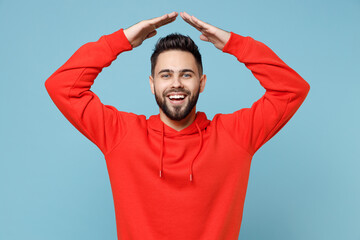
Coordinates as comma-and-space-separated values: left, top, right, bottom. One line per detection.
180, 12, 231, 51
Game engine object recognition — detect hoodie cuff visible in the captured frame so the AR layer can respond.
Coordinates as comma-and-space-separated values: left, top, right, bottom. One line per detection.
222, 32, 251, 62
104, 28, 133, 56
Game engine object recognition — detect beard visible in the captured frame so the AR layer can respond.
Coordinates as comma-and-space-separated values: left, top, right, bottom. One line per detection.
154, 87, 200, 121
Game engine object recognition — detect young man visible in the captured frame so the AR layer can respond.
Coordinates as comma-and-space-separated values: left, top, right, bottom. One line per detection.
45, 11, 310, 240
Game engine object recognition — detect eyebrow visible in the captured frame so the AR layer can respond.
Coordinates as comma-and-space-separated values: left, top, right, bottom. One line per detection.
158, 69, 195, 74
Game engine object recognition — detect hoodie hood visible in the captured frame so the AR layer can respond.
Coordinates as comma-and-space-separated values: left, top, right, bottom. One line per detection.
148, 112, 210, 182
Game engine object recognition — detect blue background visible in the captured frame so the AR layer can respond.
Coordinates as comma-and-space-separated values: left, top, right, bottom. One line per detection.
1, 0, 359, 239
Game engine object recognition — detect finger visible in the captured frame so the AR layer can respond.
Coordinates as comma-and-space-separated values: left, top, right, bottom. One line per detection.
199, 34, 210, 42
180, 12, 194, 25
181, 15, 199, 30
182, 11, 199, 27
180, 11, 188, 22
149, 12, 174, 23
154, 17, 176, 30
150, 12, 178, 28
167, 11, 178, 18
145, 30, 157, 39
181, 12, 204, 32
190, 15, 211, 30
184, 12, 208, 33
160, 11, 178, 24
154, 16, 177, 29
162, 14, 178, 25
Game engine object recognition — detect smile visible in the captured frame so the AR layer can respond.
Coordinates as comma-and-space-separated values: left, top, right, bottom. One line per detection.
168, 94, 185, 100
167, 93, 187, 104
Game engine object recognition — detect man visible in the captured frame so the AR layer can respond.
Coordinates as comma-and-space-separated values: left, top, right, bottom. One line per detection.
45, 11, 310, 240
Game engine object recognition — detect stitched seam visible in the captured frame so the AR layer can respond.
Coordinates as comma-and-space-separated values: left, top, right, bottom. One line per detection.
237, 37, 251, 61
68, 67, 107, 156
104, 35, 117, 57
256, 94, 292, 153
104, 112, 129, 156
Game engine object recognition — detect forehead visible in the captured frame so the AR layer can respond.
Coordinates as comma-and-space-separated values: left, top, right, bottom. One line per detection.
155, 50, 198, 73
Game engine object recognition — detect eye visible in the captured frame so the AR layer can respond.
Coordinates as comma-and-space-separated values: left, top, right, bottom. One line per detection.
183, 73, 192, 78
161, 74, 170, 78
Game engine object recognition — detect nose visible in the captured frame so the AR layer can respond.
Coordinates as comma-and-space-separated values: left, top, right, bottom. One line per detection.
172, 75, 184, 88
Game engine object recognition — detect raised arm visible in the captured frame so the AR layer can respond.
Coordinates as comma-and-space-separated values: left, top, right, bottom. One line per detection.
45, 12, 178, 155
181, 12, 310, 156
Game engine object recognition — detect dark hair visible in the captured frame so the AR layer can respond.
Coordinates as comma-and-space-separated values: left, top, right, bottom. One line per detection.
150, 33, 203, 77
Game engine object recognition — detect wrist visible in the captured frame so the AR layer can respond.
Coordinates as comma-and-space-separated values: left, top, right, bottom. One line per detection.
219, 31, 231, 51
222, 32, 251, 60
104, 28, 133, 55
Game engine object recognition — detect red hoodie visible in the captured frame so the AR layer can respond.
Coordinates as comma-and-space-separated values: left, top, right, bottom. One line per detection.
45, 28, 310, 240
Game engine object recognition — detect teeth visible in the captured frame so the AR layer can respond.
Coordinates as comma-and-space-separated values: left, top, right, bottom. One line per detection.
169, 95, 185, 100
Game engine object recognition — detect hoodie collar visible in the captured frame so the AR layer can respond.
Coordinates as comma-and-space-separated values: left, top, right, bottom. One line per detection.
148, 112, 210, 136
148, 112, 210, 182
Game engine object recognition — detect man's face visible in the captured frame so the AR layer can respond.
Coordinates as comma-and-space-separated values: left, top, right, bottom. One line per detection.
149, 50, 206, 121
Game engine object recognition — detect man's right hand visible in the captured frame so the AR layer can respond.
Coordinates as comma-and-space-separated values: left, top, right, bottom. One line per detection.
124, 12, 178, 48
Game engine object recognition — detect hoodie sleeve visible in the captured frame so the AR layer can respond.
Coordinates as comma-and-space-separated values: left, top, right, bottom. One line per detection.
218, 32, 310, 156
44, 28, 133, 156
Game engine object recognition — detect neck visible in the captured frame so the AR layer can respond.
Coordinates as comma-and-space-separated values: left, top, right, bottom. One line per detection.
159, 108, 196, 132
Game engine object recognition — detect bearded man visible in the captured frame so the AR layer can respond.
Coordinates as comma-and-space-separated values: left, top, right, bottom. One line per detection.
45, 11, 310, 240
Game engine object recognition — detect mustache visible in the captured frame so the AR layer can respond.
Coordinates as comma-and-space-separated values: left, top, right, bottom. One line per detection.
163, 88, 191, 96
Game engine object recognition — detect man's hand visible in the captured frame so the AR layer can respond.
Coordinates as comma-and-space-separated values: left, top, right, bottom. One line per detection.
124, 12, 178, 48
180, 12, 231, 51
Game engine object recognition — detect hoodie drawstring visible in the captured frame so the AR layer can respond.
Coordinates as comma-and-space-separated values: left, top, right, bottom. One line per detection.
190, 123, 203, 182
158, 122, 203, 182
159, 122, 164, 178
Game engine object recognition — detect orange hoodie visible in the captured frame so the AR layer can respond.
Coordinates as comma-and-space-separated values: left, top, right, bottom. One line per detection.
45, 28, 310, 240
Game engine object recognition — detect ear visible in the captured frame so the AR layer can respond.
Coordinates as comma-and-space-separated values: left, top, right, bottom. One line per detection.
149, 75, 155, 95
199, 74, 207, 93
